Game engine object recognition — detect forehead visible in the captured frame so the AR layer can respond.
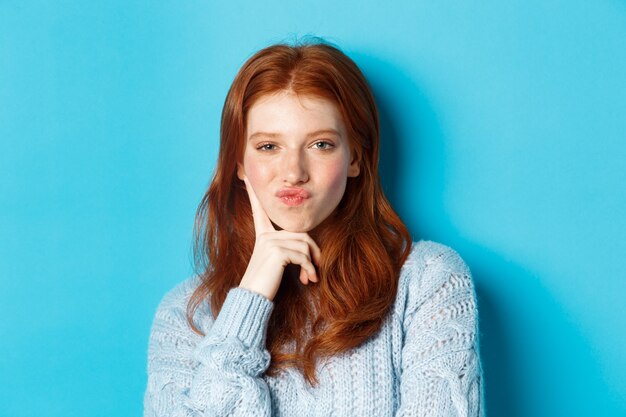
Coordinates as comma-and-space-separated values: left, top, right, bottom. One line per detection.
246, 92, 346, 135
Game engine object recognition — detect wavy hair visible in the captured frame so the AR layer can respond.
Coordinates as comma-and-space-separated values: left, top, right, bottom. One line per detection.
187, 39, 412, 386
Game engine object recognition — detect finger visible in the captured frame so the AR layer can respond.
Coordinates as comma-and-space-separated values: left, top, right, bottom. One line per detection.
273, 231, 322, 266
306, 236, 322, 267
265, 236, 321, 276
301, 265, 318, 283
242, 176, 275, 235
299, 267, 310, 285
279, 248, 318, 284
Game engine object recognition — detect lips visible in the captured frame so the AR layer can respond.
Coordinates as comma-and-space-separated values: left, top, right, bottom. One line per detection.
276, 187, 311, 207
275, 187, 311, 199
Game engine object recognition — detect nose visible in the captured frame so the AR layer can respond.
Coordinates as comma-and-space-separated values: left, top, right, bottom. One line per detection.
281, 149, 309, 185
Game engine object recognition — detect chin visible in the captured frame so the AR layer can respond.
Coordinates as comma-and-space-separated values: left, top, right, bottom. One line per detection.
277, 224, 313, 233
272, 218, 316, 233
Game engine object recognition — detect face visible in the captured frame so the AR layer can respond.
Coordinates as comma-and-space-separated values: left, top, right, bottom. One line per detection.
237, 91, 360, 233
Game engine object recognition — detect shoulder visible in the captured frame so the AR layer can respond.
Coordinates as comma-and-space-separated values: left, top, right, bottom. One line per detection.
157, 275, 202, 312
151, 275, 213, 334
146, 276, 209, 380
394, 240, 477, 324
400, 239, 471, 277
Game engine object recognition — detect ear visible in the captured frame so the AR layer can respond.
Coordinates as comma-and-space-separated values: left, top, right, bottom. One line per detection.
237, 163, 245, 180
347, 150, 360, 177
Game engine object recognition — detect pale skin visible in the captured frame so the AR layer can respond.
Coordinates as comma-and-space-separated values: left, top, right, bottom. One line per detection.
238, 175, 321, 300
236, 92, 360, 301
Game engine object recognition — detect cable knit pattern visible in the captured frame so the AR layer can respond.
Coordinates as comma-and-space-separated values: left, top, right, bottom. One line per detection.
144, 240, 485, 416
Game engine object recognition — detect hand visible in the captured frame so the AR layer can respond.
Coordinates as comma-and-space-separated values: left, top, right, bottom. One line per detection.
238, 176, 321, 301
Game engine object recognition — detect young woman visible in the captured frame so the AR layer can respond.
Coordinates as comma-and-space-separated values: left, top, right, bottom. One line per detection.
144, 40, 484, 416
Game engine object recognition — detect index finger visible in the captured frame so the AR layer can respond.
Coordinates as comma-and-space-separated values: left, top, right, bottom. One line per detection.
242, 176, 275, 235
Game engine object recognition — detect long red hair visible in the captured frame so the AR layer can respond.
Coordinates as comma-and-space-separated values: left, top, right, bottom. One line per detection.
187, 40, 412, 386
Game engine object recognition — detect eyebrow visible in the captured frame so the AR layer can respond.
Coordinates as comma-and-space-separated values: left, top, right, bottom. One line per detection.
248, 129, 342, 141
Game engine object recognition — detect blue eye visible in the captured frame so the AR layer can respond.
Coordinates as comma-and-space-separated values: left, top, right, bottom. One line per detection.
257, 143, 276, 151
314, 141, 334, 150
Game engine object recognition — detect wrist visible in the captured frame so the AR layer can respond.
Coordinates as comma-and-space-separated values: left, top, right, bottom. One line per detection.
239, 280, 274, 301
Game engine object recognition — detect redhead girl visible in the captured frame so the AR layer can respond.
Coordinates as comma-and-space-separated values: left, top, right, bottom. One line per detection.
144, 40, 484, 416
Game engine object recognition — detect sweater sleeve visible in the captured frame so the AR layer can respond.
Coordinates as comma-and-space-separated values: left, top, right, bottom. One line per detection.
143, 283, 275, 417
395, 245, 485, 417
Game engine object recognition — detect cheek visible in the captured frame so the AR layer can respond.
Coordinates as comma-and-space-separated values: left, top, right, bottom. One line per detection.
321, 161, 350, 198
243, 154, 272, 192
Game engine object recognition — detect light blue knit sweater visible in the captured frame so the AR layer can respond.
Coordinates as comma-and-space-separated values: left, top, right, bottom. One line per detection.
144, 240, 484, 416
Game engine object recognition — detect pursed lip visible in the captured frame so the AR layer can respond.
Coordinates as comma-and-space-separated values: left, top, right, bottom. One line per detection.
275, 187, 311, 198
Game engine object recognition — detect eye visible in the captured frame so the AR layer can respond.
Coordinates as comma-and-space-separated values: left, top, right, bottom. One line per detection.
313, 141, 335, 150
257, 143, 276, 151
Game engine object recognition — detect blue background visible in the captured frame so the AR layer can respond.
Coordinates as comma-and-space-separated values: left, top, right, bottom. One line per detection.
1, 1, 625, 416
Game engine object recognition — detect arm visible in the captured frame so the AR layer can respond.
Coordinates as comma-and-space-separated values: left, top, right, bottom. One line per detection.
143, 174, 320, 416
395, 246, 484, 417
144, 284, 274, 417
